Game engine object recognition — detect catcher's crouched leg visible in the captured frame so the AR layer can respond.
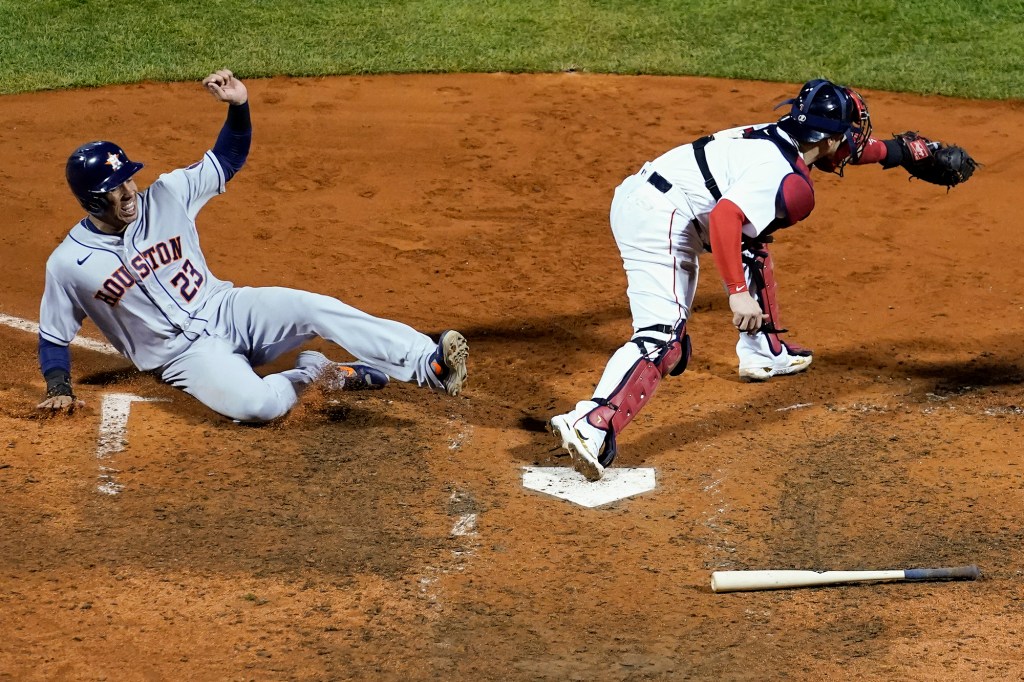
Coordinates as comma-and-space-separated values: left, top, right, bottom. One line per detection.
550, 323, 691, 481
738, 244, 812, 381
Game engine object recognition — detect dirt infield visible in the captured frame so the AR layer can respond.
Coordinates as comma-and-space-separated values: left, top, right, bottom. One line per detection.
1, 74, 1022, 681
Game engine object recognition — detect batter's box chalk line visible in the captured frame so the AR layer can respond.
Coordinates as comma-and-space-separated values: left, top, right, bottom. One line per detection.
96, 393, 168, 495
0, 312, 119, 355
700, 469, 738, 569
418, 488, 480, 613
446, 416, 473, 450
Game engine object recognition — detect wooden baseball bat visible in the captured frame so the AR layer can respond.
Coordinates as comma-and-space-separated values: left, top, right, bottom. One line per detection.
711, 565, 981, 593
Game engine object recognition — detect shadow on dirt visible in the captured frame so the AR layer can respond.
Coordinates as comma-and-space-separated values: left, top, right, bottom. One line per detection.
497, 327, 1024, 467
78, 366, 146, 385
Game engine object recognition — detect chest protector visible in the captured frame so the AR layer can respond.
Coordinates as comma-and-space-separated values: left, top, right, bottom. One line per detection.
742, 125, 815, 236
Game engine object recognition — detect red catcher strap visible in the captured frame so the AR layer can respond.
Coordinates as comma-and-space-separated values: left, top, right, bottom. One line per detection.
585, 324, 691, 467
743, 245, 785, 355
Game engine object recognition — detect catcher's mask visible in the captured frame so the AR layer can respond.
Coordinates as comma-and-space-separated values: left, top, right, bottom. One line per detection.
776, 79, 871, 167
66, 141, 144, 215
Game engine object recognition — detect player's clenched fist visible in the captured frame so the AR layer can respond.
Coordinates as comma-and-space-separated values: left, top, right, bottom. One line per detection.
202, 69, 247, 105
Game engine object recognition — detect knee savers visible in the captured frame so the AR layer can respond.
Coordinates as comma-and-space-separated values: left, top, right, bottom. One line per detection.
585, 323, 691, 466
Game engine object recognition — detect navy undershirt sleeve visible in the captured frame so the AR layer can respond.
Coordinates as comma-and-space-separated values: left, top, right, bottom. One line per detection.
881, 138, 904, 169
39, 336, 71, 375
212, 101, 252, 182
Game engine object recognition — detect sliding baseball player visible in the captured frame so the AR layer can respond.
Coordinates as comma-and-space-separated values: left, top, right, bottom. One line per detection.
38, 69, 469, 422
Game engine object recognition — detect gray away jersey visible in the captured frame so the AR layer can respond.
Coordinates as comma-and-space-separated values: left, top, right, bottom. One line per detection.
39, 152, 234, 371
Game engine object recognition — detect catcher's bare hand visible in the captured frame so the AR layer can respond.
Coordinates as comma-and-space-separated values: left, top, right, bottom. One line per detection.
203, 69, 248, 106
729, 292, 764, 333
36, 394, 85, 414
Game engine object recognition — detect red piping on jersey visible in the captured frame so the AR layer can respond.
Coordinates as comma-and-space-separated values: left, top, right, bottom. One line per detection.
669, 209, 684, 323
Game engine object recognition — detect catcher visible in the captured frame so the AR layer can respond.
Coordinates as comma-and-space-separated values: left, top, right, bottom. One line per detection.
550, 78, 977, 481
736, 119, 979, 381
732, 118, 980, 382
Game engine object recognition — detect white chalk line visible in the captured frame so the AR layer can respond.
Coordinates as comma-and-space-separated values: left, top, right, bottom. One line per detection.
447, 417, 473, 451
1, 314, 158, 495
420, 504, 479, 610
0, 312, 119, 355
96, 394, 166, 495
1, 314, 154, 494
418, 413, 479, 613
776, 402, 813, 412
450, 512, 478, 537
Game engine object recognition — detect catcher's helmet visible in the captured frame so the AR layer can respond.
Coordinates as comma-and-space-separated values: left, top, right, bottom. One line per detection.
776, 79, 871, 161
65, 141, 144, 214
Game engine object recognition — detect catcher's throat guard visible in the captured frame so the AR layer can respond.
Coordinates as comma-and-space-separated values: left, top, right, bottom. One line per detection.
585, 323, 691, 467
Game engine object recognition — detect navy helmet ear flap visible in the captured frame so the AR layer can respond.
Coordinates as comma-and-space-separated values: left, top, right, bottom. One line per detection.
83, 194, 110, 214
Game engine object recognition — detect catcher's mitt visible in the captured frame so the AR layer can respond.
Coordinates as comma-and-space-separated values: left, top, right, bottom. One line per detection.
891, 131, 977, 188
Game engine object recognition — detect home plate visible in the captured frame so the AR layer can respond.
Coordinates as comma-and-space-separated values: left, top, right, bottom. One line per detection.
522, 467, 656, 508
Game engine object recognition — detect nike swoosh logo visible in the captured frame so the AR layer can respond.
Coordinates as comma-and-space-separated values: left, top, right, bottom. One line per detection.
77, 254, 92, 265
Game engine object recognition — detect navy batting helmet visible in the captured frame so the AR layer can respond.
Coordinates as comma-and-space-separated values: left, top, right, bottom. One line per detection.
65, 141, 144, 214
776, 79, 871, 161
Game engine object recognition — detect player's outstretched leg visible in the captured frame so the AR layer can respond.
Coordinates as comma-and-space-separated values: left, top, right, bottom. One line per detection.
551, 323, 690, 481
428, 330, 469, 396
230, 287, 466, 392
295, 351, 390, 391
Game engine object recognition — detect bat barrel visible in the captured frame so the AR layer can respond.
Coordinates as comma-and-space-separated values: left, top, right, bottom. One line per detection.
710, 569, 902, 593
711, 566, 981, 593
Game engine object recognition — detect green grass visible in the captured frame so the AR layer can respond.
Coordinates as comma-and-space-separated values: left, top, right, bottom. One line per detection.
1, 0, 1021, 98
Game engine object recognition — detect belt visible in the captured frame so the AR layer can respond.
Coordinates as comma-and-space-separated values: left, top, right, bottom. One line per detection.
646, 171, 673, 193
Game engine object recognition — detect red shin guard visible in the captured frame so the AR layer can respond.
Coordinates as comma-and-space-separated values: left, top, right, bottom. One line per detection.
585, 324, 691, 466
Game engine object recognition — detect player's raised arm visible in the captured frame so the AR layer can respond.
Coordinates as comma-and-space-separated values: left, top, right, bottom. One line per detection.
204, 69, 251, 182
